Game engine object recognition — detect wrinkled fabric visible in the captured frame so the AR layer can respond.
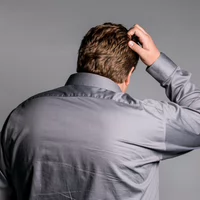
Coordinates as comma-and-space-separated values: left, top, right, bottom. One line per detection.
1, 53, 200, 200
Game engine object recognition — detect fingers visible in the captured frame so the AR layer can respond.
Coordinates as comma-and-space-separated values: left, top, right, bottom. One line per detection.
135, 24, 148, 35
128, 27, 148, 46
127, 24, 160, 66
128, 40, 145, 56
128, 24, 148, 37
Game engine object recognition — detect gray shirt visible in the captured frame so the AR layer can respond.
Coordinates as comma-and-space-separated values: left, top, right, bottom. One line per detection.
1, 53, 200, 200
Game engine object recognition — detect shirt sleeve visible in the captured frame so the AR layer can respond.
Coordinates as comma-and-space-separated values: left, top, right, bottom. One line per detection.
146, 53, 200, 160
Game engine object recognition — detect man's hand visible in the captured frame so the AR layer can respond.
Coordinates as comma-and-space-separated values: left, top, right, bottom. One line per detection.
128, 24, 160, 66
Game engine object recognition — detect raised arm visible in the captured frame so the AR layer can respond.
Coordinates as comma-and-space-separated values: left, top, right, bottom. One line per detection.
128, 25, 200, 159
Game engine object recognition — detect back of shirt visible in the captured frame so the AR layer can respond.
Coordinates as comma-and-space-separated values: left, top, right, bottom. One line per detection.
9, 87, 161, 199
1, 53, 200, 200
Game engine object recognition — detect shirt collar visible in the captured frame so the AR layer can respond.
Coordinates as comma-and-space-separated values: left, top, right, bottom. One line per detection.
65, 72, 122, 93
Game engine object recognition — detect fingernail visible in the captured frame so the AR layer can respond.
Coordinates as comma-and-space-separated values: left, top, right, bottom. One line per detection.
129, 41, 134, 46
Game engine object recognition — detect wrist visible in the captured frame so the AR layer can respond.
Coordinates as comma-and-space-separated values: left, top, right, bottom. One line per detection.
148, 51, 161, 67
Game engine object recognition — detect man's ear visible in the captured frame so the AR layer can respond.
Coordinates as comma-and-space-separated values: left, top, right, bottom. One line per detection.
125, 67, 135, 86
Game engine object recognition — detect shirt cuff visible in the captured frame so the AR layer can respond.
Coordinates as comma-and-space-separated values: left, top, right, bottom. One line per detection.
146, 52, 178, 85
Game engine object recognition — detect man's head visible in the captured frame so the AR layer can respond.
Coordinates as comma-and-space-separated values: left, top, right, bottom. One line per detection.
77, 22, 139, 92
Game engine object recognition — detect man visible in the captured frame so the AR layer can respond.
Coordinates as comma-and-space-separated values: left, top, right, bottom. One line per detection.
0, 23, 200, 200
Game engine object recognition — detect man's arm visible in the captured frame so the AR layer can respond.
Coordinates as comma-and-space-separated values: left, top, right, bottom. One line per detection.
128, 25, 200, 159
147, 53, 200, 158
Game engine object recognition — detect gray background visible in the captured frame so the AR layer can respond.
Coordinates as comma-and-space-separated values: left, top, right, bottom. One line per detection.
0, 0, 200, 199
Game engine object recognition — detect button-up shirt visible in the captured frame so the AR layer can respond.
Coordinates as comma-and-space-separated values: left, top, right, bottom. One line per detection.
1, 53, 200, 200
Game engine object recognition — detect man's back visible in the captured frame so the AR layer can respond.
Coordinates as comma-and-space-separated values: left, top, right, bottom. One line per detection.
7, 73, 162, 199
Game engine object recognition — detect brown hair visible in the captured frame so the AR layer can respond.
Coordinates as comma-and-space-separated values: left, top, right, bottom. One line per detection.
77, 22, 139, 83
